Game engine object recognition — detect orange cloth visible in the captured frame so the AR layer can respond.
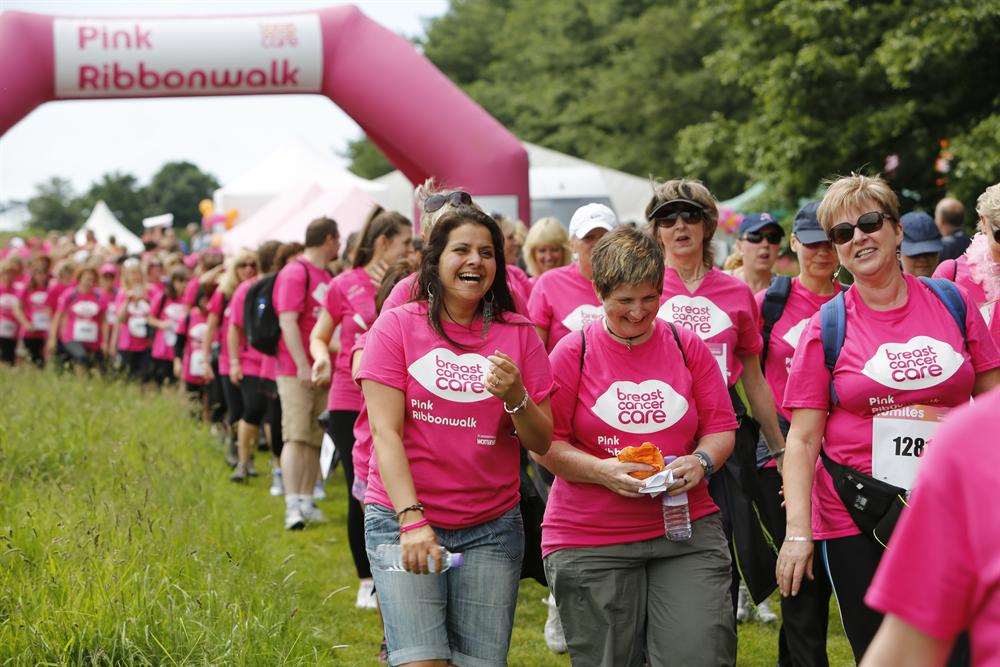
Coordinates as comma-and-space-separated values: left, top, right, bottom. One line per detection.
617, 442, 664, 480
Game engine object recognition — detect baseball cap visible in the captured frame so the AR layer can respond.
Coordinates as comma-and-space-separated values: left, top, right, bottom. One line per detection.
569, 203, 619, 240
791, 202, 829, 245
900, 211, 943, 256
99, 263, 118, 276
738, 212, 783, 237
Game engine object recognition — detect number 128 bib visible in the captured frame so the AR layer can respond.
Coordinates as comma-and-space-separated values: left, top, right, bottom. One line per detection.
871, 404, 949, 490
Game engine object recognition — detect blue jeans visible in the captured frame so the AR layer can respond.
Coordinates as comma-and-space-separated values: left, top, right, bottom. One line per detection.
365, 504, 524, 667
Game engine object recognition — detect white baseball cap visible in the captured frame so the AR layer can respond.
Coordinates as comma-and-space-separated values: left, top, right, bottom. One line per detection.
568, 203, 619, 239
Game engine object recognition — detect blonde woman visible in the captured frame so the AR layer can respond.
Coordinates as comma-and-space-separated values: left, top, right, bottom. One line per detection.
523, 216, 571, 281
111, 258, 155, 380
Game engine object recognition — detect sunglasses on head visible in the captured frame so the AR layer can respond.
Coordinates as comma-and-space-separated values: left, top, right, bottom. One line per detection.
649, 205, 705, 229
236, 262, 255, 269
743, 229, 784, 245
992, 225, 1000, 244
423, 191, 472, 213
828, 211, 892, 245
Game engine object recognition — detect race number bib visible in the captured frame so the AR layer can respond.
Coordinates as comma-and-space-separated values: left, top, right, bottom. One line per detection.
311, 282, 329, 305
128, 316, 148, 338
32, 311, 51, 332
72, 319, 99, 343
871, 404, 949, 490
708, 342, 728, 381
0, 319, 15, 338
164, 329, 177, 348
189, 349, 207, 378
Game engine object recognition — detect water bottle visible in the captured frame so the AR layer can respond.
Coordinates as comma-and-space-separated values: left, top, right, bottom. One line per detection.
375, 544, 464, 573
661, 455, 692, 541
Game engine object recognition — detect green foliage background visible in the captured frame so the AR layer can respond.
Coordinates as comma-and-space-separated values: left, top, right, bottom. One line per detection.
350, 0, 999, 219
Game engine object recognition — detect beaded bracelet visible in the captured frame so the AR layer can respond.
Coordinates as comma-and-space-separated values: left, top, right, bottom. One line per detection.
399, 518, 430, 534
395, 503, 424, 521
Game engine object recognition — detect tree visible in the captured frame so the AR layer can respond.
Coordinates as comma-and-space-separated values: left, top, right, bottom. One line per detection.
143, 161, 220, 227
26, 177, 82, 232
76, 171, 148, 234
344, 138, 395, 179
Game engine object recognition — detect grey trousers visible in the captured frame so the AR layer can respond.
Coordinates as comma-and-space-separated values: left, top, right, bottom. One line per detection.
543, 513, 736, 667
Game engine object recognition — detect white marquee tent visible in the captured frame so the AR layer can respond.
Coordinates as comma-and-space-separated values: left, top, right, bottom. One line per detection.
75, 200, 144, 253
213, 138, 387, 222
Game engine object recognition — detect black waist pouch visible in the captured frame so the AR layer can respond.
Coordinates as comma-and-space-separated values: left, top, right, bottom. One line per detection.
820, 450, 907, 548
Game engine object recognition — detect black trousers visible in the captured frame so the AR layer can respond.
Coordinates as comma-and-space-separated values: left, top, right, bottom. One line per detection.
328, 410, 371, 580
24, 338, 45, 367
758, 467, 831, 667
0, 338, 15, 364
220, 375, 244, 426
263, 380, 283, 459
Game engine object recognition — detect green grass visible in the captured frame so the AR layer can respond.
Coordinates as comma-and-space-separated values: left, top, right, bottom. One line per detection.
0, 367, 854, 665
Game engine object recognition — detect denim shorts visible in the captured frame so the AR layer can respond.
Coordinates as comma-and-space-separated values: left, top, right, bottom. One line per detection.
365, 504, 524, 667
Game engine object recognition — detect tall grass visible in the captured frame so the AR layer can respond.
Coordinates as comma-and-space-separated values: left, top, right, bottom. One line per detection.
0, 367, 852, 665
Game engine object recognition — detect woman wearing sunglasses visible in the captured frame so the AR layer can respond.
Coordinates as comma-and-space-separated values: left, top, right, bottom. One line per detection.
933, 182, 1000, 346
647, 179, 787, 622
725, 213, 785, 295
778, 174, 1000, 662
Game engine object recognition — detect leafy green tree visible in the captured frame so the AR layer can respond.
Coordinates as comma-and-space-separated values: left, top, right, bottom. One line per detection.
344, 138, 395, 179
26, 177, 82, 232
143, 161, 220, 227
76, 171, 148, 234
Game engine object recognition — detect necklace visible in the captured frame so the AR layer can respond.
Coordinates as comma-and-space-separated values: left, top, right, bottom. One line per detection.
604, 320, 645, 350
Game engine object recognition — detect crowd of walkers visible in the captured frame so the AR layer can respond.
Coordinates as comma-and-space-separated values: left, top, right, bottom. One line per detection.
1, 175, 998, 667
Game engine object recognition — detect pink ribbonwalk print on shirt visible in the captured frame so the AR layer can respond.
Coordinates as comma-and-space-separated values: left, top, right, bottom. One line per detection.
273, 260, 332, 377
541, 319, 737, 557
783, 274, 1000, 540
528, 263, 603, 352
357, 302, 554, 529
865, 390, 1000, 663
658, 267, 763, 386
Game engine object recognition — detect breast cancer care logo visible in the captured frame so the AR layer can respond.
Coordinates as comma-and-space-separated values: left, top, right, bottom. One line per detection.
782, 317, 811, 348
591, 379, 689, 434
657, 295, 733, 339
70, 300, 100, 318
561, 304, 604, 332
0, 294, 18, 309
407, 348, 492, 403
861, 335, 964, 391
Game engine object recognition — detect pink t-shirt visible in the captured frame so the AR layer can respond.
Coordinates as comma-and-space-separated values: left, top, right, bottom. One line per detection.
19, 284, 55, 340
506, 263, 534, 308
528, 263, 603, 352
357, 302, 554, 529
382, 271, 530, 317
228, 279, 264, 378
324, 267, 377, 412
56, 288, 106, 351
179, 308, 211, 385
259, 353, 277, 381
273, 259, 332, 377
866, 389, 1000, 663
0, 285, 21, 340
658, 267, 763, 386
541, 319, 737, 557
114, 288, 154, 352
350, 333, 371, 503
181, 276, 201, 307
207, 288, 234, 376
783, 274, 1000, 540
149, 292, 188, 361
934, 255, 999, 345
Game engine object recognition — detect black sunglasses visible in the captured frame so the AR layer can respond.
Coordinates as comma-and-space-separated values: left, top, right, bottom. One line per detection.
828, 211, 892, 246
650, 206, 705, 228
992, 225, 1000, 244
423, 191, 472, 213
236, 262, 255, 269
743, 229, 784, 245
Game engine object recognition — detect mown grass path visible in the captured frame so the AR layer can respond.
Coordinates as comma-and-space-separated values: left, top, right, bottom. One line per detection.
0, 367, 852, 665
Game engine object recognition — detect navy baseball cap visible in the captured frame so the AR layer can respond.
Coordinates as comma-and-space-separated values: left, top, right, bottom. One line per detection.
900, 211, 943, 256
792, 202, 829, 244
738, 212, 783, 237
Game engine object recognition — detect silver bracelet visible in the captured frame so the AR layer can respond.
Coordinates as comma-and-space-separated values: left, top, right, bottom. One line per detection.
503, 391, 529, 414
784, 536, 812, 542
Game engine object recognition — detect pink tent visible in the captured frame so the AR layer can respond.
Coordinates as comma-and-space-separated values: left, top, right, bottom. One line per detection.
0, 6, 530, 220
221, 182, 324, 254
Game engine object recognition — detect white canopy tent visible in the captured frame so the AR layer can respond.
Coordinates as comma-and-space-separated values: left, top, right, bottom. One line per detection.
213, 138, 387, 222
75, 200, 144, 253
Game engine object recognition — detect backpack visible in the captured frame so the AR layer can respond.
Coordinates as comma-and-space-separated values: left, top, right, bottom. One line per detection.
244, 274, 281, 355
759, 276, 849, 370
819, 277, 966, 404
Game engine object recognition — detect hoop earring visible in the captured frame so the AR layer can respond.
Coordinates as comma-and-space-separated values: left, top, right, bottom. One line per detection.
833, 265, 842, 283
482, 290, 495, 337
426, 283, 436, 318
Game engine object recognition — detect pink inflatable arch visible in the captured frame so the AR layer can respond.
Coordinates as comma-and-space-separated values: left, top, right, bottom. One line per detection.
0, 5, 530, 221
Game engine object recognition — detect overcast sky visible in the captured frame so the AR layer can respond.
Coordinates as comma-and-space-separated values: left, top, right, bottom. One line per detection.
0, 0, 448, 202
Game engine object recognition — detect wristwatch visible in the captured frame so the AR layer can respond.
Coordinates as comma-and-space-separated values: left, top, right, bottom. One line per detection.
693, 451, 714, 478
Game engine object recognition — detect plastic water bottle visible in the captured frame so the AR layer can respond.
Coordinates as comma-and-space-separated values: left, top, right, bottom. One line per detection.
375, 544, 464, 573
660, 455, 692, 541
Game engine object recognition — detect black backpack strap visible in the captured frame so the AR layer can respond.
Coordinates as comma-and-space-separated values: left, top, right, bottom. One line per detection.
760, 275, 793, 371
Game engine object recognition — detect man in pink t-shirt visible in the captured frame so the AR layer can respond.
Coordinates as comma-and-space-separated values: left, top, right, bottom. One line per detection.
272, 217, 339, 531
862, 388, 1000, 667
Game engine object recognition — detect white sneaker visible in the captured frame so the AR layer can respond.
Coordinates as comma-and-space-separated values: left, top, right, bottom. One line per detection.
313, 480, 327, 501
269, 470, 284, 497
355, 578, 377, 610
284, 505, 305, 531
755, 598, 778, 624
736, 585, 751, 624
543, 593, 567, 654
300, 500, 327, 524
